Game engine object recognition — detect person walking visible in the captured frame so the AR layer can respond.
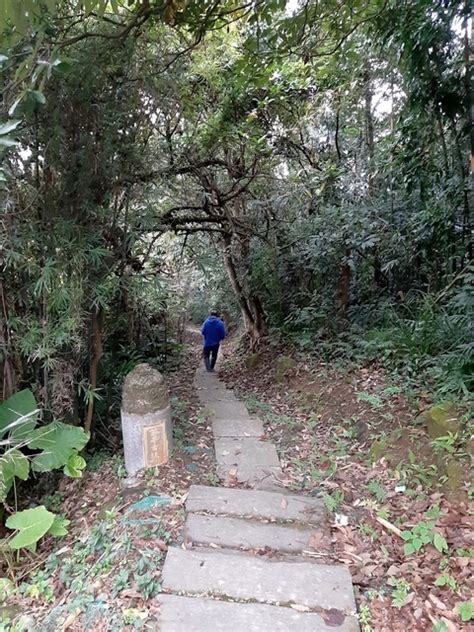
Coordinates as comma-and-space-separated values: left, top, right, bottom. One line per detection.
201, 311, 226, 372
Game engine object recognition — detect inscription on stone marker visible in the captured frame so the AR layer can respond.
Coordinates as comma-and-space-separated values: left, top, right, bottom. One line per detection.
143, 424, 166, 467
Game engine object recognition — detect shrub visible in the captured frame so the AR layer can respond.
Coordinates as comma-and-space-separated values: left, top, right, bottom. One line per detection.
0, 390, 89, 552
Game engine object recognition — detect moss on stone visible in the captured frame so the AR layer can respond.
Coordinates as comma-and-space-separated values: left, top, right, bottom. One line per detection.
423, 401, 459, 439
245, 353, 263, 370
122, 363, 169, 415
275, 356, 296, 382
369, 438, 387, 463
441, 457, 469, 501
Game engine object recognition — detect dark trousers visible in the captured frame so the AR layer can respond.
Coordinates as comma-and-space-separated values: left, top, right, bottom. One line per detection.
203, 344, 220, 371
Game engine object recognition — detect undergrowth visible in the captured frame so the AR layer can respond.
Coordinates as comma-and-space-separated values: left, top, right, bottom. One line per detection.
282, 285, 473, 403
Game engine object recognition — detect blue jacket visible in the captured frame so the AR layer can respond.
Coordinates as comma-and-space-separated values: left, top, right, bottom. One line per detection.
201, 316, 225, 347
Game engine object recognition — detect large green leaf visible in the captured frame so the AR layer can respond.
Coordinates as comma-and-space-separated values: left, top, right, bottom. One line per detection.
0, 120, 21, 135
63, 451, 86, 478
6, 506, 55, 549
0, 390, 38, 440
30, 422, 89, 472
47, 515, 70, 537
0, 136, 18, 148
0, 449, 30, 482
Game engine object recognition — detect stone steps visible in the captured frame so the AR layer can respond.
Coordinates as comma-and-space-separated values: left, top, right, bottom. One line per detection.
162, 547, 356, 613
215, 436, 281, 467
217, 464, 283, 489
198, 390, 239, 404
195, 366, 284, 487
157, 366, 360, 631
158, 595, 360, 632
185, 513, 316, 553
205, 399, 250, 419
212, 417, 264, 437
186, 485, 324, 526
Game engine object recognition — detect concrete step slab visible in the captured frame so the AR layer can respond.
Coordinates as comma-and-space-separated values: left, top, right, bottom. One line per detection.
163, 547, 356, 612
205, 400, 250, 419
158, 594, 360, 632
215, 437, 280, 468
196, 380, 236, 390
198, 392, 239, 404
212, 417, 264, 437
186, 485, 324, 526
217, 464, 283, 489
185, 513, 315, 553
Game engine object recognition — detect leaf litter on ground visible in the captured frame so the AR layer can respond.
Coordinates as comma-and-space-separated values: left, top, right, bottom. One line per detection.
2, 330, 217, 631
220, 339, 473, 632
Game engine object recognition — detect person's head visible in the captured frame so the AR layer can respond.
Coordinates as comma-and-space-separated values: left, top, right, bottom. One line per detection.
210, 310, 220, 318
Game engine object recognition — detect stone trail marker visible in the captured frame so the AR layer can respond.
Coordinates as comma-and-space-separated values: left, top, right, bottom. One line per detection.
121, 363, 172, 476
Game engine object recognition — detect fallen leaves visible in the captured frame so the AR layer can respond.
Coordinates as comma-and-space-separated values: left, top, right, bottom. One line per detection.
220, 341, 473, 632
321, 608, 346, 626
6, 334, 216, 631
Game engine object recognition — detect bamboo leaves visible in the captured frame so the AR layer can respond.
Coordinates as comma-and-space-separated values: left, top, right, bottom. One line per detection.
0, 119, 21, 150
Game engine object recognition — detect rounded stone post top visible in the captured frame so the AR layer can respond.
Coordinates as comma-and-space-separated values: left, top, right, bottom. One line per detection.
122, 363, 169, 415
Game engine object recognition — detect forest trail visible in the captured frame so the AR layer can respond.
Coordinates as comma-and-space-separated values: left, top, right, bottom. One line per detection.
157, 364, 359, 631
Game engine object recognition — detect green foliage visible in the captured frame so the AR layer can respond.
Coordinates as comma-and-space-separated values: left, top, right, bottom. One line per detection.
0, 390, 87, 552
19, 570, 55, 602
387, 576, 412, 608
0, 390, 38, 441
425, 505, 444, 520
434, 572, 457, 591
40, 491, 64, 512
85, 450, 111, 472
111, 568, 130, 597
357, 523, 378, 542
365, 480, 386, 502
28, 422, 89, 473
356, 392, 383, 408
171, 396, 191, 448
322, 490, 344, 513
133, 571, 161, 599
395, 457, 439, 490
457, 601, 474, 623
401, 521, 448, 556
122, 608, 146, 626
430, 433, 458, 455
358, 604, 373, 632
0, 577, 15, 602
6, 506, 55, 550
0, 391, 88, 503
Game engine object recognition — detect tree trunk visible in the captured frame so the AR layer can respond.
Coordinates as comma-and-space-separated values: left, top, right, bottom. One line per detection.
222, 236, 266, 341
84, 306, 103, 434
464, 11, 473, 260
364, 66, 375, 195
0, 279, 17, 400
336, 259, 351, 319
